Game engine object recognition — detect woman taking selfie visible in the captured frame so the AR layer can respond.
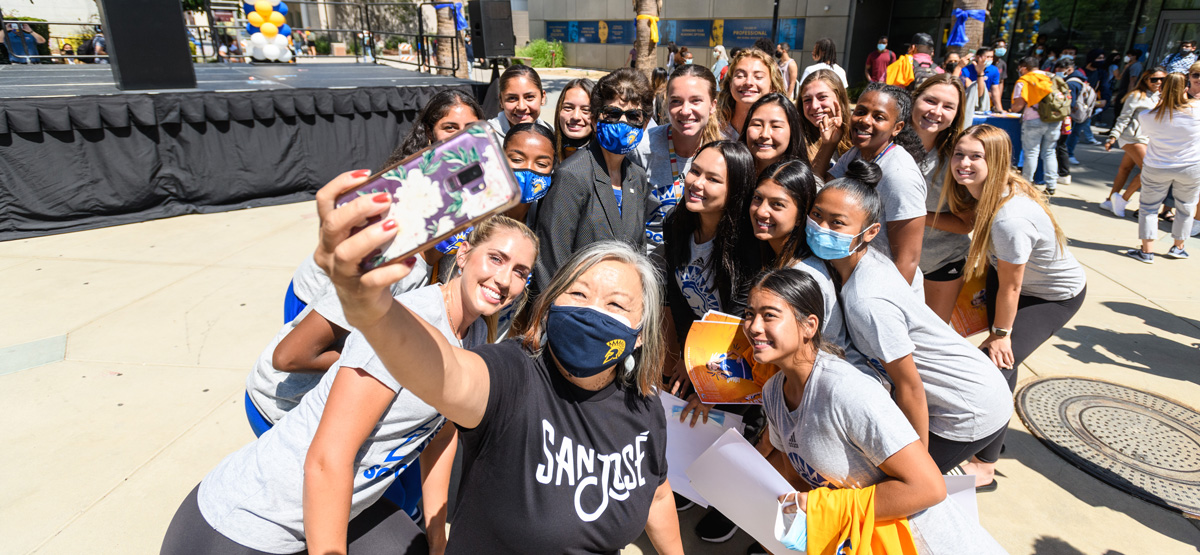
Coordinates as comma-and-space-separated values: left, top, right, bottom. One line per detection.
553, 78, 595, 161
809, 160, 1012, 472
748, 269, 1006, 553
162, 216, 539, 555
910, 74, 970, 322
717, 48, 787, 138
946, 125, 1086, 489
535, 68, 652, 289
632, 64, 725, 250
312, 171, 684, 552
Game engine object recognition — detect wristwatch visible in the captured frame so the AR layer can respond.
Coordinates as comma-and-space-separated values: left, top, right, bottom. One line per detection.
990, 326, 1012, 337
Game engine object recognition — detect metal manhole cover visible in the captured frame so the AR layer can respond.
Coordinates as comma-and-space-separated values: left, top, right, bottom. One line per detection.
1016, 377, 1200, 517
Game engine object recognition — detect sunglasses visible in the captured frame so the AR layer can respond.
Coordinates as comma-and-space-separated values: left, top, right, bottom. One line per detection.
599, 106, 647, 126
1149, 77, 1165, 83
1191, 73, 1200, 79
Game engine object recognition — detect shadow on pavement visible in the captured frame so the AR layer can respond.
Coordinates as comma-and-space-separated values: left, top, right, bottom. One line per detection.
1102, 300, 1200, 341
1006, 427, 1200, 552
1052, 322, 1200, 385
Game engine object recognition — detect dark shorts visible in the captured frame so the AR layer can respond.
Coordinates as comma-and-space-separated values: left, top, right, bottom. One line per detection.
923, 259, 966, 282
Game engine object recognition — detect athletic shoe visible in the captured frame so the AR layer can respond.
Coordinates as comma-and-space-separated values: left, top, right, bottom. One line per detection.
1057, 175, 1072, 185
1085, 138, 1102, 145
696, 509, 739, 543
1069, 156, 1081, 165
1045, 185, 1057, 196
1100, 199, 1113, 212
673, 492, 695, 512
1165, 246, 1189, 259
1124, 248, 1154, 264
1111, 193, 1128, 218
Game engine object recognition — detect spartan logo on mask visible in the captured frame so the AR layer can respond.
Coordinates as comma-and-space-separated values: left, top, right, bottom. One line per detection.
603, 339, 626, 364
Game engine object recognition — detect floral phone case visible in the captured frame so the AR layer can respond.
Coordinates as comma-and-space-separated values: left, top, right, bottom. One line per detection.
336, 121, 520, 271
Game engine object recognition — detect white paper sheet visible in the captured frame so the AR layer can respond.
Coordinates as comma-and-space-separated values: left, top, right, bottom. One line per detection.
659, 392, 744, 508
686, 429, 795, 554
944, 474, 980, 524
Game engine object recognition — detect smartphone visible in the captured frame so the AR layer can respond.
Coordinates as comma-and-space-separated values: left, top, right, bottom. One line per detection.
335, 121, 520, 271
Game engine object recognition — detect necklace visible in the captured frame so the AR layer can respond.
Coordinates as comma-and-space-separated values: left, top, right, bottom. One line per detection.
441, 283, 460, 339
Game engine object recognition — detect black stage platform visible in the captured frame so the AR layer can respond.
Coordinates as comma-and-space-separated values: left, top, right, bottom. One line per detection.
0, 64, 487, 240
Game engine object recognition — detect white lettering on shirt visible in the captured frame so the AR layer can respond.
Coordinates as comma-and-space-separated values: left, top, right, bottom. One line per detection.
535, 419, 650, 522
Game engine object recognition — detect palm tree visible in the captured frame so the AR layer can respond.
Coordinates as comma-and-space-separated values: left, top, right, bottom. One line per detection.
954, 0, 988, 55
435, 5, 468, 78
634, 0, 662, 80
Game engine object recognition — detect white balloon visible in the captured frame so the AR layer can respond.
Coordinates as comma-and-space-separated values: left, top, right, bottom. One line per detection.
273, 34, 289, 48
270, 0, 281, 5
263, 44, 281, 61
250, 32, 267, 46
278, 48, 292, 62
250, 46, 265, 60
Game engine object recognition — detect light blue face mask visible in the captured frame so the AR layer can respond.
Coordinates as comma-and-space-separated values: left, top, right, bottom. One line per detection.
805, 216, 874, 260
995, 47, 1007, 57
595, 121, 644, 155
983, 59, 994, 67
877, 43, 886, 52
774, 498, 807, 551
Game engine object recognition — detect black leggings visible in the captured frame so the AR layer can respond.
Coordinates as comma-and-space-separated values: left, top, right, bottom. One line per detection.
971, 266, 1087, 464
160, 484, 428, 555
927, 425, 1007, 474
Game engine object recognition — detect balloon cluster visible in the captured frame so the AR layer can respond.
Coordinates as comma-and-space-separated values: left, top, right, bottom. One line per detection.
245, 0, 292, 62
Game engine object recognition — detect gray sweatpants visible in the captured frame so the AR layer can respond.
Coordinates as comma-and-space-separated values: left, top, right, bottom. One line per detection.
1138, 164, 1200, 242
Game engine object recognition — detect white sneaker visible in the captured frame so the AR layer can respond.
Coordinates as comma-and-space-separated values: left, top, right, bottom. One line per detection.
1111, 193, 1128, 218
1100, 199, 1113, 211
1058, 175, 1072, 185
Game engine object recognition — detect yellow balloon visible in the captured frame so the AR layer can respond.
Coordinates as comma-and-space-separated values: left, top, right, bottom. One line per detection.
261, 22, 278, 38
268, 11, 286, 27
254, 1, 272, 17
247, 12, 264, 26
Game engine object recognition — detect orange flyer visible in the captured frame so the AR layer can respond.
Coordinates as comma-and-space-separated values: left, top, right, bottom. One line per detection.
950, 274, 989, 337
684, 320, 779, 404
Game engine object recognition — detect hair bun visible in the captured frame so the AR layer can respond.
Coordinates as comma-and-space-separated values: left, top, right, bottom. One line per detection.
844, 159, 882, 187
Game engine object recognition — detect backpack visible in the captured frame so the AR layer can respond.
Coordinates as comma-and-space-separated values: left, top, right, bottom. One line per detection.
77, 37, 96, 63
909, 58, 937, 91
1066, 76, 1097, 123
1037, 75, 1072, 123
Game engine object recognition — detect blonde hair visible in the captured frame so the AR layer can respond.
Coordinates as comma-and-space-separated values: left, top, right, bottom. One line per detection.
797, 69, 853, 160
911, 73, 968, 162
521, 242, 665, 397
718, 49, 787, 127
449, 215, 539, 342
1152, 72, 1190, 122
668, 63, 727, 145
945, 125, 1067, 281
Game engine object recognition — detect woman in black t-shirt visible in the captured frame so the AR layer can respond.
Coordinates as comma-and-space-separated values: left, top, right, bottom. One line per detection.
312, 171, 684, 555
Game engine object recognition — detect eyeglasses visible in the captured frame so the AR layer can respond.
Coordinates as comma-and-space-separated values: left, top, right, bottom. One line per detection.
1191, 73, 1200, 79
599, 106, 647, 126
1149, 77, 1165, 83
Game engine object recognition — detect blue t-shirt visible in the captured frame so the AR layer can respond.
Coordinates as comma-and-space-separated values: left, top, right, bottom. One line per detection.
5, 30, 40, 64
962, 63, 1001, 89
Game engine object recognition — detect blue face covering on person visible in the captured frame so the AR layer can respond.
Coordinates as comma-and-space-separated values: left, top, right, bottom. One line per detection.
805, 217, 874, 260
595, 121, 644, 155
545, 305, 641, 378
513, 169, 552, 203
995, 47, 1007, 57
774, 498, 807, 551
877, 43, 886, 52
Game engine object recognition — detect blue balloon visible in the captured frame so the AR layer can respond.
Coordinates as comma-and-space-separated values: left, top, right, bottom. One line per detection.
246, 23, 259, 35
279, 24, 292, 37
244, 3, 255, 15
276, 2, 288, 16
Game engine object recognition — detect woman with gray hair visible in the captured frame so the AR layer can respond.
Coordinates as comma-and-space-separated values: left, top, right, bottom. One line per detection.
312, 169, 683, 554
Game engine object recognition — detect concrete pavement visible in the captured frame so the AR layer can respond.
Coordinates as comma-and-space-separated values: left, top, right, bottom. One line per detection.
1, 132, 1197, 555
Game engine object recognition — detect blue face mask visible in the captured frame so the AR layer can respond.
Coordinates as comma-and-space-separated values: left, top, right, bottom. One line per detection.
983, 59, 994, 67
546, 304, 641, 378
774, 498, 807, 551
995, 47, 1007, 57
877, 43, 886, 52
805, 216, 874, 260
513, 169, 552, 203
595, 121, 644, 155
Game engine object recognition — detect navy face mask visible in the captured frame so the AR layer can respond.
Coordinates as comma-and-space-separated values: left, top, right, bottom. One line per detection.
546, 304, 641, 378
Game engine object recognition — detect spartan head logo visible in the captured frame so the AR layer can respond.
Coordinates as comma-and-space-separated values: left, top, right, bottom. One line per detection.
603, 339, 626, 364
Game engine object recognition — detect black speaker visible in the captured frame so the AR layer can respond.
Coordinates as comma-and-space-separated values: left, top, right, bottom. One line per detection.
468, 0, 515, 58
96, 0, 196, 90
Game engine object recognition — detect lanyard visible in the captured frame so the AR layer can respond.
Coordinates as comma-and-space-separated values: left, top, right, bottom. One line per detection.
870, 142, 897, 164
667, 126, 681, 184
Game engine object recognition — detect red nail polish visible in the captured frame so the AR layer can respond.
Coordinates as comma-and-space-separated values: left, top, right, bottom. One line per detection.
351, 169, 371, 178
381, 219, 397, 231
372, 192, 389, 203
403, 256, 417, 267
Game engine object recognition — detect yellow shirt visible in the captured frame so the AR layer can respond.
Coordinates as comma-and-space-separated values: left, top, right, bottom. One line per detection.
806, 486, 918, 555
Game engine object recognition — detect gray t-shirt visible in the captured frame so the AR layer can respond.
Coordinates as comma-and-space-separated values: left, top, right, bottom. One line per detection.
990, 194, 1086, 301
246, 258, 430, 424
830, 145, 927, 261
200, 285, 486, 554
289, 254, 330, 305
918, 152, 972, 274
842, 249, 1012, 442
629, 124, 696, 251
674, 236, 720, 318
763, 352, 1006, 555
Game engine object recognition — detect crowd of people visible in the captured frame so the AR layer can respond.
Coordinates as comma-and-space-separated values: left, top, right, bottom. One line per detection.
156, 34, 1196, 555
